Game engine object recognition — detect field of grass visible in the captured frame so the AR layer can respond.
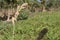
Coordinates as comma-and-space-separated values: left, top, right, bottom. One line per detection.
0, 10, 60, 40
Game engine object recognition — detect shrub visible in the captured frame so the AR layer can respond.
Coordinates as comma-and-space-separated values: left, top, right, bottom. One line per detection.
17, 9, 30, 20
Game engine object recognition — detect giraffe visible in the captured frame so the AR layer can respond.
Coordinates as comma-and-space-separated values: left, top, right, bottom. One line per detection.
10, 3, 28, 25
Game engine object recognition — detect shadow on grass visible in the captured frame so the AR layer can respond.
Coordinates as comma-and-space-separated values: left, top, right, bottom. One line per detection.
37, 28, 48, 40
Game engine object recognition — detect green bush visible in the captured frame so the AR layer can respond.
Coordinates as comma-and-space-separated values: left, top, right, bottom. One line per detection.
17, 9, 30, 20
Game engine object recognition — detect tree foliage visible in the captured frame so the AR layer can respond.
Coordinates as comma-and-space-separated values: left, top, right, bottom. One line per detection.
0, 0, 17, 8
0, 0, 60, 11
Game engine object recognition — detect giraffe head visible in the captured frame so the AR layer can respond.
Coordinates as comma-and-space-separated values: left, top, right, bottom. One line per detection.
20, 3, 28, 9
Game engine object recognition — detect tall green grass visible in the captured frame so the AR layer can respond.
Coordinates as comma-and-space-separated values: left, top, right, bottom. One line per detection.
0, 10, 60, 40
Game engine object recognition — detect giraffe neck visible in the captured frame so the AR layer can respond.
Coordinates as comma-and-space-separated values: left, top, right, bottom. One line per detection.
14, 5, 22, 19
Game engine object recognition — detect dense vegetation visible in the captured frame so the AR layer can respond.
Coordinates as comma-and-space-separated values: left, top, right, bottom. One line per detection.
0, 0, 60, 11
0, 0, 60, 40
